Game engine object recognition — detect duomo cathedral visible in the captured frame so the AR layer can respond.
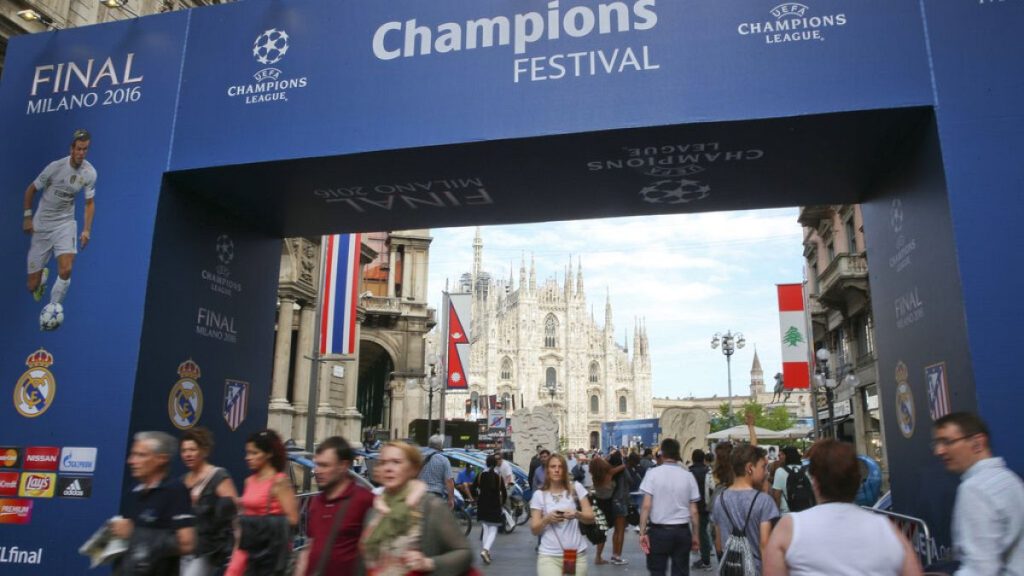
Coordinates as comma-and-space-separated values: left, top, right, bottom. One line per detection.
452, 229, 654, 450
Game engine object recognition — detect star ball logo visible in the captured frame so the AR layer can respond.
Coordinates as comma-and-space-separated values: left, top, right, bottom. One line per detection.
226, 28, 308, 105
253, 29, 290, 67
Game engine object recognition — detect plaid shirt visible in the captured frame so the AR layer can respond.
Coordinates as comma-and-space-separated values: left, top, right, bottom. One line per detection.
418, 450, 452, 500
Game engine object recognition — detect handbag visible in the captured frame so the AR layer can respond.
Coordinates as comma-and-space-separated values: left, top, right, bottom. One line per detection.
238, 475, 292, 575
569, 488, 607, 545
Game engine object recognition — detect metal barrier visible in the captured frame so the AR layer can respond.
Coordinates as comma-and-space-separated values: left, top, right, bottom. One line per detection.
294, 491, 321, 552
862, 506, 937, 567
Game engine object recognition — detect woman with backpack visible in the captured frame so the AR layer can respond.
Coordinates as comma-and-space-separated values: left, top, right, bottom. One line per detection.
530, 453, 596, 575
762, 440, 922, 576
711, 445, 780, 575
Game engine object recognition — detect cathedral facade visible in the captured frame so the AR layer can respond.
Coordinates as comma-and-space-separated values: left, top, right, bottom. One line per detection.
457, 229, 654, 450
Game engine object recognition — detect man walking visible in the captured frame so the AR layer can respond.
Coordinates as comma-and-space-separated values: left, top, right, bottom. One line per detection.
688, 449, 712, 571
933, 412, 1024, 575
419, 434, 454, 508
24, 129, 97, 309
638, 438, 701, 576
111, 431, 195, 576
296, 436, 374, 576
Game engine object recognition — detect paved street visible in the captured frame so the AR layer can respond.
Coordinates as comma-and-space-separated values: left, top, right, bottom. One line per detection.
466, 522, 714, 575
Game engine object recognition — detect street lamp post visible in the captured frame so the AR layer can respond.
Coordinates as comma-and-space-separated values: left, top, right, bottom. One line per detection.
420, 363, 443, 438
814, 347, 860, 438
711, 330, 746, 418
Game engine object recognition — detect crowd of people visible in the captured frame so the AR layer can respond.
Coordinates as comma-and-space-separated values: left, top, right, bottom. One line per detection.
110, 410, 1021, 576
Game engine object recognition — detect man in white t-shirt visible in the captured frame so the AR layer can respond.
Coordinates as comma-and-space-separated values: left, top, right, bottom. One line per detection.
23, 129, 97, 310
638, 438, 701, 575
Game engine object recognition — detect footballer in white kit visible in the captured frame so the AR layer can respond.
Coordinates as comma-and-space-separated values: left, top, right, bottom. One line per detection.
23, 129, 97, 308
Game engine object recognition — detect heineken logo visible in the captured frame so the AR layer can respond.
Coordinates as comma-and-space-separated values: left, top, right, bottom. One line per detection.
782, 326, 804, 347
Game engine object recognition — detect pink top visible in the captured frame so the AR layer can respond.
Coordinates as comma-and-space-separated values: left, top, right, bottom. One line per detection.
225, 472, 287, 576
238, 472, 286, 516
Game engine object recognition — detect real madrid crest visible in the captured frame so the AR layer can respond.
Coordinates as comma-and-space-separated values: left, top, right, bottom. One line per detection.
14, 348, 56, 418
169, 359, 203, 430
894, 361, 915, 439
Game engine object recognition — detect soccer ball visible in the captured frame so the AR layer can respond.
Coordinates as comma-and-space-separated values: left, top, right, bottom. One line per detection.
215, 234, 234, 266
39, 303, 64, 331
639, 179, 711, 205
253, 29, 290, 65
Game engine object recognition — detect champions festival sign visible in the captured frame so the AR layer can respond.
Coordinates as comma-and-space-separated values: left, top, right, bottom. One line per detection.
0, 0, 1020, 572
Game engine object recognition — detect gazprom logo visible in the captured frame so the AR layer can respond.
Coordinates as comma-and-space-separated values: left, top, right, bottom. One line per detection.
59, 447, 97, 473
372, 0, 658, 60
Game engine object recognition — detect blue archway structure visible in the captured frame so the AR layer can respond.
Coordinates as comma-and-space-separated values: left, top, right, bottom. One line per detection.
0, 1, 1020, 572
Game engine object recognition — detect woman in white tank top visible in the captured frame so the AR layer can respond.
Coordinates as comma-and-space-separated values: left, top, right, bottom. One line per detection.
763, 440, 922, 576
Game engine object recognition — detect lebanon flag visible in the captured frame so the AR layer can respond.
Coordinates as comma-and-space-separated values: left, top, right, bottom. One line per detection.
445, 293, 471, 390
777, 283, 811, 389
320, 233, 361, 355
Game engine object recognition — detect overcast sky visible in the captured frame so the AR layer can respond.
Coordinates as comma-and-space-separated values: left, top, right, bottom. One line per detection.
426, 208, 806, 400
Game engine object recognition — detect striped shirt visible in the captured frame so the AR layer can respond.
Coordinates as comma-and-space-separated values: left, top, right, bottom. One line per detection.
418, 450, 452, 500
953, 457, 1024, 576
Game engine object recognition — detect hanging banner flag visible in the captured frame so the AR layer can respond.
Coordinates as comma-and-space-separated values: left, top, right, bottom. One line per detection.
777, 283, 811, 389
445, 293, 471, 390
320, 233, 361, 355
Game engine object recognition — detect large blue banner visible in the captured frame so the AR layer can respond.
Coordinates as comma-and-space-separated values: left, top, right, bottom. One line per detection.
0, 14, 189, 574
170, 0, 933, 169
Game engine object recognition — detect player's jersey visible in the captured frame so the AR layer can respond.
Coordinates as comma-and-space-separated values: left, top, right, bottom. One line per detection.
32, 155, 96, 232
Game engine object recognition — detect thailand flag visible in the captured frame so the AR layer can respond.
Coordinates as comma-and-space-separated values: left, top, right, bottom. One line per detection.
777, 283, 811, 389
320, 233, 361, 356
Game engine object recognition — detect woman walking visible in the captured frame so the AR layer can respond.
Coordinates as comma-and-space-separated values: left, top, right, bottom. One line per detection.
589, 455, 615, 564
360, 441, 472, 575
530, 453, 596, 575
763, 440, 922, 576
474, 454, 507, 565
225, 430, 298, 576
180, 427, 238, 576
711, 445, 780, 575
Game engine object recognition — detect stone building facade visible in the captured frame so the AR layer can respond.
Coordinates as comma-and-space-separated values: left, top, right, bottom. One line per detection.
267, 231, 435, 448
449, 229, 654, 451
799, 204, 888, 470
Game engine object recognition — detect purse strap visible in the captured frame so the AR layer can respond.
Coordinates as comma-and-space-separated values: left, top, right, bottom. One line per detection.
311, 491, 354, 576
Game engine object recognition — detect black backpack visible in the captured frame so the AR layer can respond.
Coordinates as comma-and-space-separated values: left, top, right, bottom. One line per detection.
785, 464, 816, 512
571, 463, 586, 484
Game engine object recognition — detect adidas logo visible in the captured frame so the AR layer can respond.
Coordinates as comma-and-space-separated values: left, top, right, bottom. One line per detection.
62, 479, 85, 497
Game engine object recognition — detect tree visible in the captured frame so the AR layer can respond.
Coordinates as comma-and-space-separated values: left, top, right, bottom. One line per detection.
709, 402, 739, 433
782, 326, 805, 347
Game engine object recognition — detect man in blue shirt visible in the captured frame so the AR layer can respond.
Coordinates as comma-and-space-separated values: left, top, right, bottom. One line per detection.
933, 412, 1024, 576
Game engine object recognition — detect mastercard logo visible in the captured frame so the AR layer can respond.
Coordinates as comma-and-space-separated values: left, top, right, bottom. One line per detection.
0, 448, 19, 468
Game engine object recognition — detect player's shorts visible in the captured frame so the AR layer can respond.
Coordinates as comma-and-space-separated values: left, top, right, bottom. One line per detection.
27, 220, 77, 274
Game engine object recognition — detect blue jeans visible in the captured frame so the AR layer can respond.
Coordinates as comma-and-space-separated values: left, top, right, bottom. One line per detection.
646, 524, 692, 576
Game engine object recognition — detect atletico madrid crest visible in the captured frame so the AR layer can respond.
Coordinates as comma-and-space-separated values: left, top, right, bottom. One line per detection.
223, 379, 249, 431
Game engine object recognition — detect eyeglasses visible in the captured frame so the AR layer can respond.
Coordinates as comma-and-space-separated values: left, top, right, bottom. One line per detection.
930, 435, 974, 449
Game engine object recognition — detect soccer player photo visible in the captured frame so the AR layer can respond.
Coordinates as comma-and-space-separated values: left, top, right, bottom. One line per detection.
22, 129, 97, 331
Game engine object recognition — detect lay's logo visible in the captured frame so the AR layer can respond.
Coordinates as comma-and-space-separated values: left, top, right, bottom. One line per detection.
18, 473, 56, 498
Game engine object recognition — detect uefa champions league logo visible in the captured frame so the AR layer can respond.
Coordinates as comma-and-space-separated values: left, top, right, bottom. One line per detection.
228, 27, 308, 103
253, 29, 290, 66
215, 234, 234, 266
639, 179, 711, 205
